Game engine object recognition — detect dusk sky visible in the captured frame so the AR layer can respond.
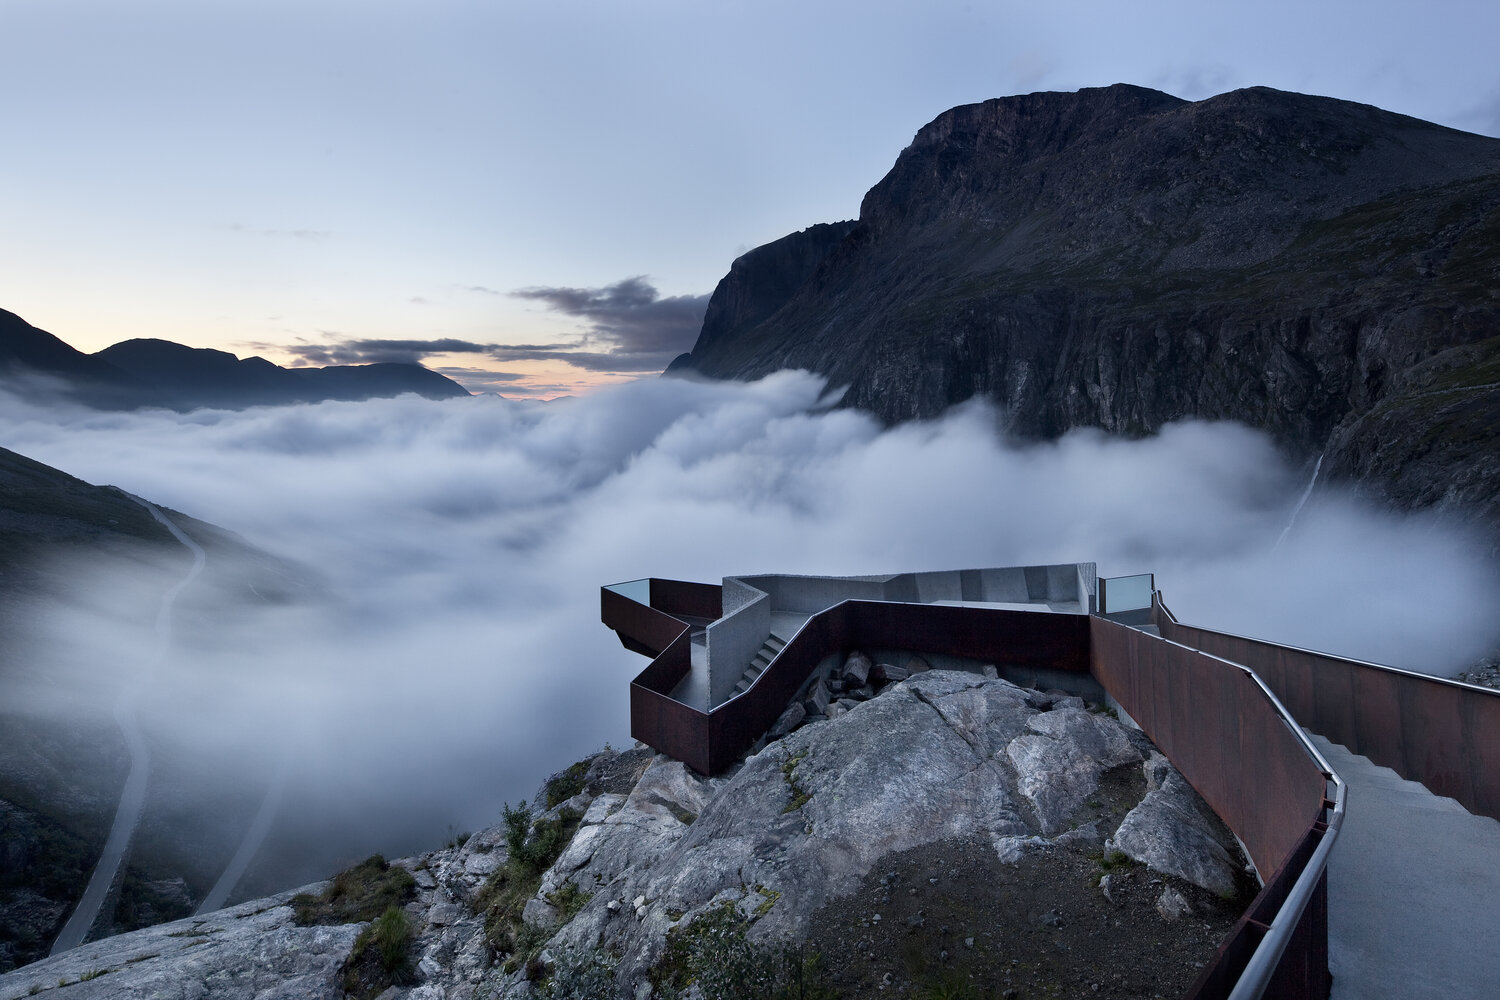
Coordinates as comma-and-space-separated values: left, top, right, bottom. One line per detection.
4, 0, 1498, 397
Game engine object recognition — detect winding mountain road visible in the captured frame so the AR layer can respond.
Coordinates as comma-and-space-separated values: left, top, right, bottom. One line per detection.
49, 498, 205, 955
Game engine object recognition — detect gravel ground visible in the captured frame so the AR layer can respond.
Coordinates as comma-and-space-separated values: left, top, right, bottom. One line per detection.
801, 756, 1253, 1000
805, 836, 1247, 999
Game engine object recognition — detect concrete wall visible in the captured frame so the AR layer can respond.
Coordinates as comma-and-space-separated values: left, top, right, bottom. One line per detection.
737, 574, 888, 613
707, 579, 770, 707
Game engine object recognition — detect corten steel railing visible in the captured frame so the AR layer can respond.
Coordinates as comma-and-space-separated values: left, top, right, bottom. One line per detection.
1154, 594, 1500, 823
1091, 616, 1344, 1000
604, 580, 1342, 999
604, 581, 1091, 774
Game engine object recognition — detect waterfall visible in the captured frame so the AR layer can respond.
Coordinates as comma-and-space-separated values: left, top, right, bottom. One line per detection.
1274, 453, 1324, 551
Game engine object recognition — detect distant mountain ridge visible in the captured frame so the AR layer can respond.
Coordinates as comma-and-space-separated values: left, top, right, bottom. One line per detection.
0, 309, 469, 410
669, 84, 1500, 537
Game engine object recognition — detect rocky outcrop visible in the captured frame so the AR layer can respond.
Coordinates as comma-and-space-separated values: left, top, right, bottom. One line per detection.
0, 670, 1247, 998
668, 85, 1500, 538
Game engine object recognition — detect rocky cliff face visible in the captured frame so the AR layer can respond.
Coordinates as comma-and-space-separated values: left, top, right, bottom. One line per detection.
669, 85, 1500, 534
0, 669, 1250, 999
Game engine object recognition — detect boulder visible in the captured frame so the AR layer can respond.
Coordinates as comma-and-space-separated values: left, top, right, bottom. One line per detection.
767, 701, 807, 740
1006, 708, 1142, 834
1108, 753, 1241, 897
842, 651, 873, 686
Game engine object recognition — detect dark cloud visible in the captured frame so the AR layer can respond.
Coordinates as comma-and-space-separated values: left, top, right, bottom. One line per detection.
283, 339, 494, 366
511, 276, 708, 365
278, 276, 708, 377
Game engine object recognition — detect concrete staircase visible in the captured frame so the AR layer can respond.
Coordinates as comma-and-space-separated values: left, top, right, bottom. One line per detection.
731, 635, 787, 697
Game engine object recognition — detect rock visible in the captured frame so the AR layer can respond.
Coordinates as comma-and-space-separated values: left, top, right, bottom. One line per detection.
982, 664, 999, 679
992, 835, 1050, 864
1156, 887, 1193, 921
1006, 707, 1141, 834
768, 701, 807, 739
1099, 875, 1117, 905
842, 651, 873, 686
906, 656, 931, 674
427, 901, 463, 926
804, 679, 832, 716
0, 887, 360, 999
522, 897, 560, 929
1109, 754, 1241, 897
1041, 909, 1063, 928
873, 663, 910, 684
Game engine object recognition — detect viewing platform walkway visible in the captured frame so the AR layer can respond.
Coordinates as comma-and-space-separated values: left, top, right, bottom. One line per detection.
1314, 737, 1500, 999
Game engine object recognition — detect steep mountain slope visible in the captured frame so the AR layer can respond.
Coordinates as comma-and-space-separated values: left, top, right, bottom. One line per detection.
670, 85, 1500, 530
0, 446, 312, 971
0, 311, 469, 410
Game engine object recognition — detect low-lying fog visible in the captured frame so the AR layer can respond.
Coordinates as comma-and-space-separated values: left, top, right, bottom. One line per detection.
3, 371, 1496, 900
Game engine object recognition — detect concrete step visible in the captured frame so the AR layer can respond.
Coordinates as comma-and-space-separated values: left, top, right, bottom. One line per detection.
730, 636, 788, 697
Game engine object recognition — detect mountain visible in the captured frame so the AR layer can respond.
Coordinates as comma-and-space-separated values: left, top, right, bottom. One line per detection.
669, 85, 1500, 533
0, 310, 166, 409
0, 311, 470, 410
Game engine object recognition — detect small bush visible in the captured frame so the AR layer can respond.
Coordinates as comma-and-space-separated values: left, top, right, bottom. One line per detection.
342, 905, 416, 999
292, 855, 416, 926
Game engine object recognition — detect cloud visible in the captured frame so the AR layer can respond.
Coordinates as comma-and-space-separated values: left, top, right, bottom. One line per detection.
283, 338, 495, 366
1, 376, 1494, 898
221, 223, 331, 241
511, 276, 709, 370
279, 276, 710, 377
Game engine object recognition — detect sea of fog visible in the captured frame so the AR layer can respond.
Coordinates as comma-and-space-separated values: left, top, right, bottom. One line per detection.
2, 370, 1496, 899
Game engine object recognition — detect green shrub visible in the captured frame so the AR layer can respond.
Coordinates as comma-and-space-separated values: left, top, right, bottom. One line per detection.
292, 855, 416, 926
342, 905, 416, 999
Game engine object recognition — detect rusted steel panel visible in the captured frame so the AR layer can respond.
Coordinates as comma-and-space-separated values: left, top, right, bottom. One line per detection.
1155, 604, 1500, 824
1089, 618, 1325, 879
648, 578, 723, 621
1185, 825, 1330, 1000
1466, 691, 1500, 820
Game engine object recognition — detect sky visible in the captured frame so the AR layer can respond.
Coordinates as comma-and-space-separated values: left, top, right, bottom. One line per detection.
3, 0, 1499, 397
4, 378, 1497, 892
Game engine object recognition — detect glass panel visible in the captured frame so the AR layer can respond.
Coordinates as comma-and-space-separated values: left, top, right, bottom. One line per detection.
604, 579, 651, 604
1102, 573, 1153, 613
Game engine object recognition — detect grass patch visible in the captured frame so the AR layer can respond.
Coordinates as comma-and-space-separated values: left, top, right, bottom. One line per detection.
291, 855, 416, 927
341, 905, 416, 1000
77, 970, 109, 982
